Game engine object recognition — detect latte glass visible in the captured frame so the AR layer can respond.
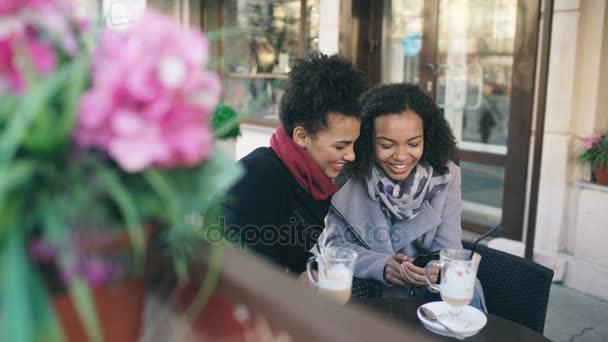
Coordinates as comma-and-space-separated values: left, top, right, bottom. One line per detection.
306, 247, 357, 305
424, 249, 481, 329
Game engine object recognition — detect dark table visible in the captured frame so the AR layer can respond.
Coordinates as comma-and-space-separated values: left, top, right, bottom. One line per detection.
356, 298, 551, 341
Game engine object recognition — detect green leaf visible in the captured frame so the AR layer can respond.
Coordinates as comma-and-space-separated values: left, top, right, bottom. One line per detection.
1, 231, 33, 342
143, 169, 180, 223
173, 250, 190, 287
212, 91, 269, 139
0, 160, 37, 200
0, 222, 65, 342
0, 63, 72, 165
21, 53, 89, 156
29, 267, 65, 342
0, 95, 17, 121
65, 278, 103, 342
97, 167, 145, 273
0, 195, 27, 241
197, 150, 244, 203
45, 208, 102, 342
59, 53, 89, 141
185, 243, 223, 320
211, 104, 241, 140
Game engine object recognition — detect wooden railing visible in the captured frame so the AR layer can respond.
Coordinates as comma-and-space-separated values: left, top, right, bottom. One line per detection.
142, 242, 435, 341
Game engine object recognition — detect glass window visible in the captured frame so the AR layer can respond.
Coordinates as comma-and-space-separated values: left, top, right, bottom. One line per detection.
461, 161, 504, 228
221, 0, 320, 125
437, 0, 517, 150
381, 0, 424, 84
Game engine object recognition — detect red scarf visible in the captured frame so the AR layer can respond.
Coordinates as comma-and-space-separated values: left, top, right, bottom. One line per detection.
270, 126, 338, 200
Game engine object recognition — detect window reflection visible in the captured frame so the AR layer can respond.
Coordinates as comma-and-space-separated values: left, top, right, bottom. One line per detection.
461, 161, 504, 228
222, 0, 320, 124
381, 0, 424, 84
438, 0, 517, 148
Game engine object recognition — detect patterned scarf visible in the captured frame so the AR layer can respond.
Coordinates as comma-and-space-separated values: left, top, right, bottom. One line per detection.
366, 162, 452, 220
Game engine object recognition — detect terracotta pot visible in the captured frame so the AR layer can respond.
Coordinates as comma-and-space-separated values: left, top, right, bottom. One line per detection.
595, 165, 608, 186
53, 279, 146, 342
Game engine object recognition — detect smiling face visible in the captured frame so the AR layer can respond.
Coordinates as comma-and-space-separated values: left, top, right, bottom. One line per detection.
294, 112, 361, 179
373, 110, 424, 182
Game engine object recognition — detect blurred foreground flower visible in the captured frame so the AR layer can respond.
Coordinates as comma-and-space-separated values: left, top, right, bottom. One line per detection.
76, 11, 221, 172
0, 3, 242, 341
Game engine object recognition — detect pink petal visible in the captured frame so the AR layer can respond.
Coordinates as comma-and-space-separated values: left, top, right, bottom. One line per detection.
112, 109, 145, 136
78, 90, 111, 129
27, 37, 56, 74
108, 128, 166, 172
583, 138, 593, 150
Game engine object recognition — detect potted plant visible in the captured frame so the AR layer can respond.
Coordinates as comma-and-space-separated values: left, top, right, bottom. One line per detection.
577, 133, 608, 185
0, 1, 242, 340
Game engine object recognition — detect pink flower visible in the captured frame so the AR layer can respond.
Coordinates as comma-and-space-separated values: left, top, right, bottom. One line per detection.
0, 30, 57, 93
583, 133, 605, 150
81, 257, 121, 288
591, 133, 603, 143
28, 239, 57, 262
75, 10, 221, 172
0, 0, 81, 93
0, 0, 46, 15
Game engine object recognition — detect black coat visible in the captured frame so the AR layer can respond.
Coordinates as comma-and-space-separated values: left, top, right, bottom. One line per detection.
223, 147, 330, 274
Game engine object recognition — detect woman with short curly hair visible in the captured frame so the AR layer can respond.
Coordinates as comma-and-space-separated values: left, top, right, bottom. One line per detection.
318, 83, 485, 309
224, 52, 367, 276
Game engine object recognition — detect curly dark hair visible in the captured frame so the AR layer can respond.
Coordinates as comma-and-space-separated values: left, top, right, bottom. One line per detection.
279, 51, 367, 136
348, 83, 457, 177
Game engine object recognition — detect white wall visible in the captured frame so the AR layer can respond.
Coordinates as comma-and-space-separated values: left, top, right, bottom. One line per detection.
235, 124, 274, 160
490, 0, 608, 300
531, 0, 580, 253
318, 0, 340, 54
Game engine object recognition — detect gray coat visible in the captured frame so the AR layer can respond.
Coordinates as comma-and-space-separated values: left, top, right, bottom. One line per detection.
318, 162, 463, 292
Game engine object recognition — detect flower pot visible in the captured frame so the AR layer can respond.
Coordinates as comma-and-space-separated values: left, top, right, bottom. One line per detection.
595, 166, 608, 186
53, 279, 145, 342
50, 227, 156, 341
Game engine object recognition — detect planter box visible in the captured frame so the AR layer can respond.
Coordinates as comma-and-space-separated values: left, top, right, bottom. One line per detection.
573, 183, 608, 265
54, 279, 145, 341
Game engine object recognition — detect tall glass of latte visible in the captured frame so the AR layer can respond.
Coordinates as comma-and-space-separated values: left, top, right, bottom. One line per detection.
424, 249, 481, 329
306, 247, 357, 305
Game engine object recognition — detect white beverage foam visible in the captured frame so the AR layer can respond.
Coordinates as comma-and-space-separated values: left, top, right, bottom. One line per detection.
318, 265, 353, 291
441, 263, 476, 301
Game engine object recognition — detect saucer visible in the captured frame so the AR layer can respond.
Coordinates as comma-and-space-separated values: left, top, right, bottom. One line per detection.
416, 301, 487, 338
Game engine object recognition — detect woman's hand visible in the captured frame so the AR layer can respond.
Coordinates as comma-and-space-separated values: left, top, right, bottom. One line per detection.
384, 254, 412, 286
400, 260, 439, 287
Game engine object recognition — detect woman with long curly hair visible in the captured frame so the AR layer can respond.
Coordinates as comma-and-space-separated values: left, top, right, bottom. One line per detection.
317, 83, 485, 308
223, 52, 367, 278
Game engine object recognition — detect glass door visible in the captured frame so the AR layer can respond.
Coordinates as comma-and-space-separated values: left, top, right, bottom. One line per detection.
380, 0, 540, 239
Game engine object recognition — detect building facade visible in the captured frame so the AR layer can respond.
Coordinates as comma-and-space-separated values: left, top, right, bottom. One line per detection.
230, 0, 608, 300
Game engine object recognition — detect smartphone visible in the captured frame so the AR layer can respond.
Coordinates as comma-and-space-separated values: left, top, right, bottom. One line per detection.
412, 251, 440, 267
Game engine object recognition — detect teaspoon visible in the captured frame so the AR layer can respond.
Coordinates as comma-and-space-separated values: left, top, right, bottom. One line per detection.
420, 306, 465, 340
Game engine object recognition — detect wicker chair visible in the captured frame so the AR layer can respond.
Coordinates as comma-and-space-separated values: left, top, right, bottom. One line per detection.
350, 278, 383, 301
463, 240, 554, 334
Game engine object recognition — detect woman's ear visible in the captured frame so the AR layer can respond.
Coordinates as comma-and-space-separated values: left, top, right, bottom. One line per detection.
292, 126, 309, 149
